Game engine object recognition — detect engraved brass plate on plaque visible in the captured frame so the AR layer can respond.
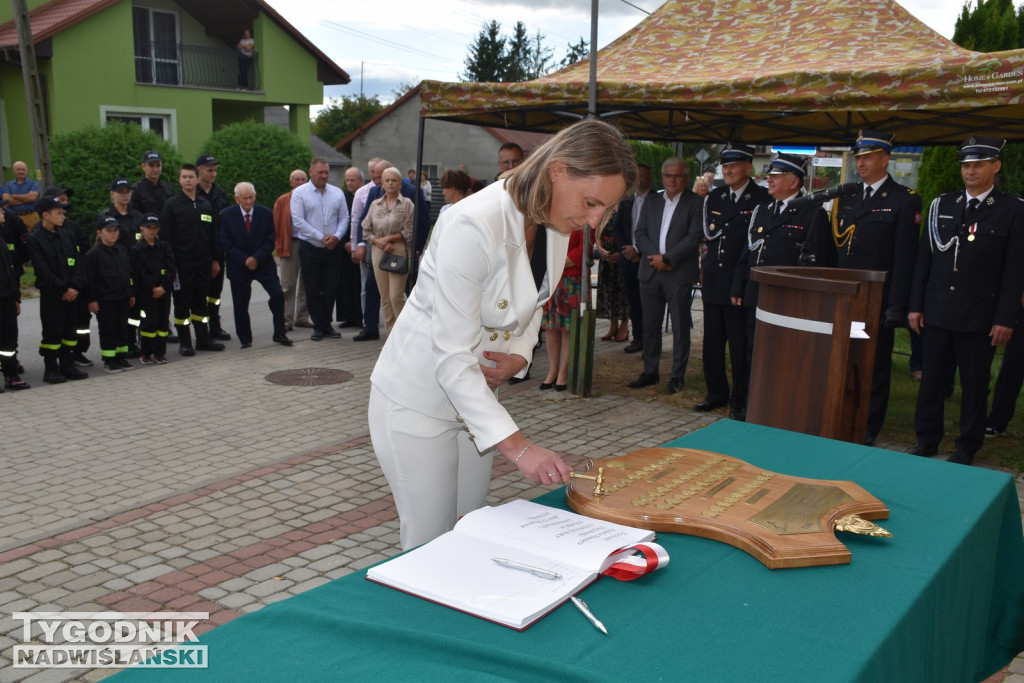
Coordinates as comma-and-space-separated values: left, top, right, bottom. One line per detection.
566, 447, 890, 569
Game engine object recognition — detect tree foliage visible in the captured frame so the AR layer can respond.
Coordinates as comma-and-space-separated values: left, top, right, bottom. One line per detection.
312, 94, 387, 146
198, 121, 311, 204
559, 38, 590, 70
462, 21, 578, 82
917, 0, 1024, 207
50, 123, 183, 226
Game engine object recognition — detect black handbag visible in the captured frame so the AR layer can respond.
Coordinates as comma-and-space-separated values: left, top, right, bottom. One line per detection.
378, 238, 409, 274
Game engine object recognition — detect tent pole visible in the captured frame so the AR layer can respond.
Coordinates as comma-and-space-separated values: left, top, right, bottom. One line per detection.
571, 0, 600, 396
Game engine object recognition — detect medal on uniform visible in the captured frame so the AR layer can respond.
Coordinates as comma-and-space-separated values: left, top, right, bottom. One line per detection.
757, 227, 763, 233
968, 223, 977, 241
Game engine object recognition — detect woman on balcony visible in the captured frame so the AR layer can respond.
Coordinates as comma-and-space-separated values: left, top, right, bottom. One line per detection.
237, 30, 254, 90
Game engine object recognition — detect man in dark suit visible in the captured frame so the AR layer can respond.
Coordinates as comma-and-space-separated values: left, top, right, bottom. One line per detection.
353, 158, 428, 341
731, 154, 831, 420
611, 163, 652, 354
831, 130, 922, 446
627, 157, 703, 394
221, 182, 291, 349
908, 135, 1024, 465
696, 144, 769, 415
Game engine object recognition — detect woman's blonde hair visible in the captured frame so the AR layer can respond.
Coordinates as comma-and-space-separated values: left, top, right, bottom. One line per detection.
504, 119, 637, 233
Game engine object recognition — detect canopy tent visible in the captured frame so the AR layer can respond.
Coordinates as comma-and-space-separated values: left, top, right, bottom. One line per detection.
420, 0, 1024, 145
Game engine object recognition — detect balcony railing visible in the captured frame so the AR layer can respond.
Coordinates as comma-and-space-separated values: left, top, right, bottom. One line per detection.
134, 41, 261, 91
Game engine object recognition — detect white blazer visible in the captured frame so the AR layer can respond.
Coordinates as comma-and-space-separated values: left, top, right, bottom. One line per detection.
370, 181, 569, 451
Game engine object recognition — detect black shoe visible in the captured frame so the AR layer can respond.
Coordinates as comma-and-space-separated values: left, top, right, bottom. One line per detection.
693, 399, 727, 412
210, 328, 232, 341
196, 340, 225, 352
72, 351, 94, 367
117, 358, 134, 371
240, 342, 252, 349
907, 443, 937, 457
310, 330, 324, 341
984, 426, 1005, 437
43, 369, 66, 384
324, 326, 341, 339
61, 364, 88, 380
508, 369, 531, 385
5, 375, 30, 390
665, 380, 685, 395
539, 382, 554, 391
624, 341, 643, 354
627, 373, 658, 388
554, 384, 568, 392
166, 333, 179, 344
729, 409, 746, 422
353, 330, 380, 341
863, 436, 876, 447
179, 345, 195, 357
273, 335, 293, 346
947, 450, 975, 465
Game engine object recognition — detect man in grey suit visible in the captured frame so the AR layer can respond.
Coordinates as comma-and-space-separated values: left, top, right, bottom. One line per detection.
627, 157, 703, 394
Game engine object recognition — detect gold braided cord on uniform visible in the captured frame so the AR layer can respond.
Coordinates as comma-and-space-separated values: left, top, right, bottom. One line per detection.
831, 206, 855, 251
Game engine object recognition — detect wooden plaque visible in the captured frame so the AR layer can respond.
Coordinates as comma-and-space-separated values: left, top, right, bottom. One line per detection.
566, 448, 890, 569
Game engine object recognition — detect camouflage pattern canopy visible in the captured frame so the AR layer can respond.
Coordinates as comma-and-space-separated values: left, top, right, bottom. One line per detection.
420, 0, 1024, 145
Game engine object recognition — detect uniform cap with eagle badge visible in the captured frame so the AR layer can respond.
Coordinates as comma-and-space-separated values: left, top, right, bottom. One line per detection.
958, 135, 1005, 162
853, 130, 895, 157
764, 153, 808, 180
720, 143, 756, 165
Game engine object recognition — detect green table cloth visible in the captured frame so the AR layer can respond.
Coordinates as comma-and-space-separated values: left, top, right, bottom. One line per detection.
113, 420, 1024, 682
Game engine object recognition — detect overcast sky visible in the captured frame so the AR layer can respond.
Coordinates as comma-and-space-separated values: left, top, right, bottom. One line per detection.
263, 0, 994, 111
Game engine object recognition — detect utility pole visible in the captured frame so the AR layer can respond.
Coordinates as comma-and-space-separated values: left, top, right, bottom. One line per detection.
12, 0, 52, 186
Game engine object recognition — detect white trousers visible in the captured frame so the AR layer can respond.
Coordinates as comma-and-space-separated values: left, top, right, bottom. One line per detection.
368, 385, 494, 550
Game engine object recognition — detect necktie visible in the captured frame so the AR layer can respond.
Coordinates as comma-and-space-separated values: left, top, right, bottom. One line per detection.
864, 186, 873, 202
731, 191, 738, 204
245, 213, 251, 234
966, 197, 979, 214
775, 200, 784, 217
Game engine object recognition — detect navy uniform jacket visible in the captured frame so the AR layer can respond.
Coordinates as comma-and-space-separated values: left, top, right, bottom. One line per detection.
832, 175, 921, 313
635, 189, 703, 285
220, 204, 277, 281
909, 188, 1024, 333
27, 224, 86, 293
702, 180, 770, 305
84, 242, 133, 302
96, 205, 145, 249
733, 195, 831, 309
131, 178, 174, 215
160, 192, 220, 264
0, 234, 18, 301
131, 238, 176, 294
0, 208, 29, 278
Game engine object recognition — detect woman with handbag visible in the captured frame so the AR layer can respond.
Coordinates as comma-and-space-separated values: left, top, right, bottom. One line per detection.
368, 120, 637, 549
362, 166, 414, 334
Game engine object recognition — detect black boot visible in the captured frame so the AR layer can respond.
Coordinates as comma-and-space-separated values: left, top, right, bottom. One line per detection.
195, 322, 225, 352
60, 350, 89, 380
43, 356, 66, 384
208, 307, 231, 341
177, 324, 195, 356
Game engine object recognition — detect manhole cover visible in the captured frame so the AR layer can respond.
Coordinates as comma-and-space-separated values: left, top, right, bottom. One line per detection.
265, 367, 353, 386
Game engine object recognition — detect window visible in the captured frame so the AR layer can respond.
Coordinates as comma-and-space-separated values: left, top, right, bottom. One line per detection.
133, 7, 179, 85
100, 106, 177, 145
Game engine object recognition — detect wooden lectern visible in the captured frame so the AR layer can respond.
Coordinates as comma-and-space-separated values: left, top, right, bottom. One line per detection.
748, 267, 886, 442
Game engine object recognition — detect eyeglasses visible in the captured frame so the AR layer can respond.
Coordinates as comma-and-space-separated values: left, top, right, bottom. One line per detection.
498, 159, 521, 168
662, 173, 687, 180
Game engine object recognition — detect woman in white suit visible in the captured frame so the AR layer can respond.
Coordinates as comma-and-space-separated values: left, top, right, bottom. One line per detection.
369, 120, 638, 549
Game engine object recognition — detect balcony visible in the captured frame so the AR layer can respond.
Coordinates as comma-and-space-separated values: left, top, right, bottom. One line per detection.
134, 41, 261, 91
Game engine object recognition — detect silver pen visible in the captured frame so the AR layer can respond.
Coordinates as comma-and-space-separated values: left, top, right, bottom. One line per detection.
570, 596, 608, 635
492, 557, 562, 580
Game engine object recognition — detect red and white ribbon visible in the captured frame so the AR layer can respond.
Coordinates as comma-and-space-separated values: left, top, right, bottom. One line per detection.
601, 542, 670, 581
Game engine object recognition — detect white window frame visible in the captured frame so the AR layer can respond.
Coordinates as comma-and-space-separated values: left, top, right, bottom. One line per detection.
133, 6, 181, 86
100, 106, 178, 146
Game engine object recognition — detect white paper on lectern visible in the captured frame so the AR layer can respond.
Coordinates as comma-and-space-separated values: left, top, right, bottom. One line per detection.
365, 500, 655, 629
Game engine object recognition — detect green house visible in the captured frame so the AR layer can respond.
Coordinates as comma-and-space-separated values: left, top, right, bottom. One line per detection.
0, 0, 348, 177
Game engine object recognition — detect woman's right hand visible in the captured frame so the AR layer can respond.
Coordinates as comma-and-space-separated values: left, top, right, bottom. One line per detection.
513, 444, 571, 485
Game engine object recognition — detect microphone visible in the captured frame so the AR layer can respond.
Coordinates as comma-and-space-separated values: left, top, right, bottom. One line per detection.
787, 182, 861, 208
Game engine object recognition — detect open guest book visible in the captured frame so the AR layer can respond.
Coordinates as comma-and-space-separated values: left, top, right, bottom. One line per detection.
366, 500, 667, 630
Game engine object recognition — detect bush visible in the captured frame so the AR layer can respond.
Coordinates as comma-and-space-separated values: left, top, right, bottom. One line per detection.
50, 123, 183, 227
197, 121, 311, 205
